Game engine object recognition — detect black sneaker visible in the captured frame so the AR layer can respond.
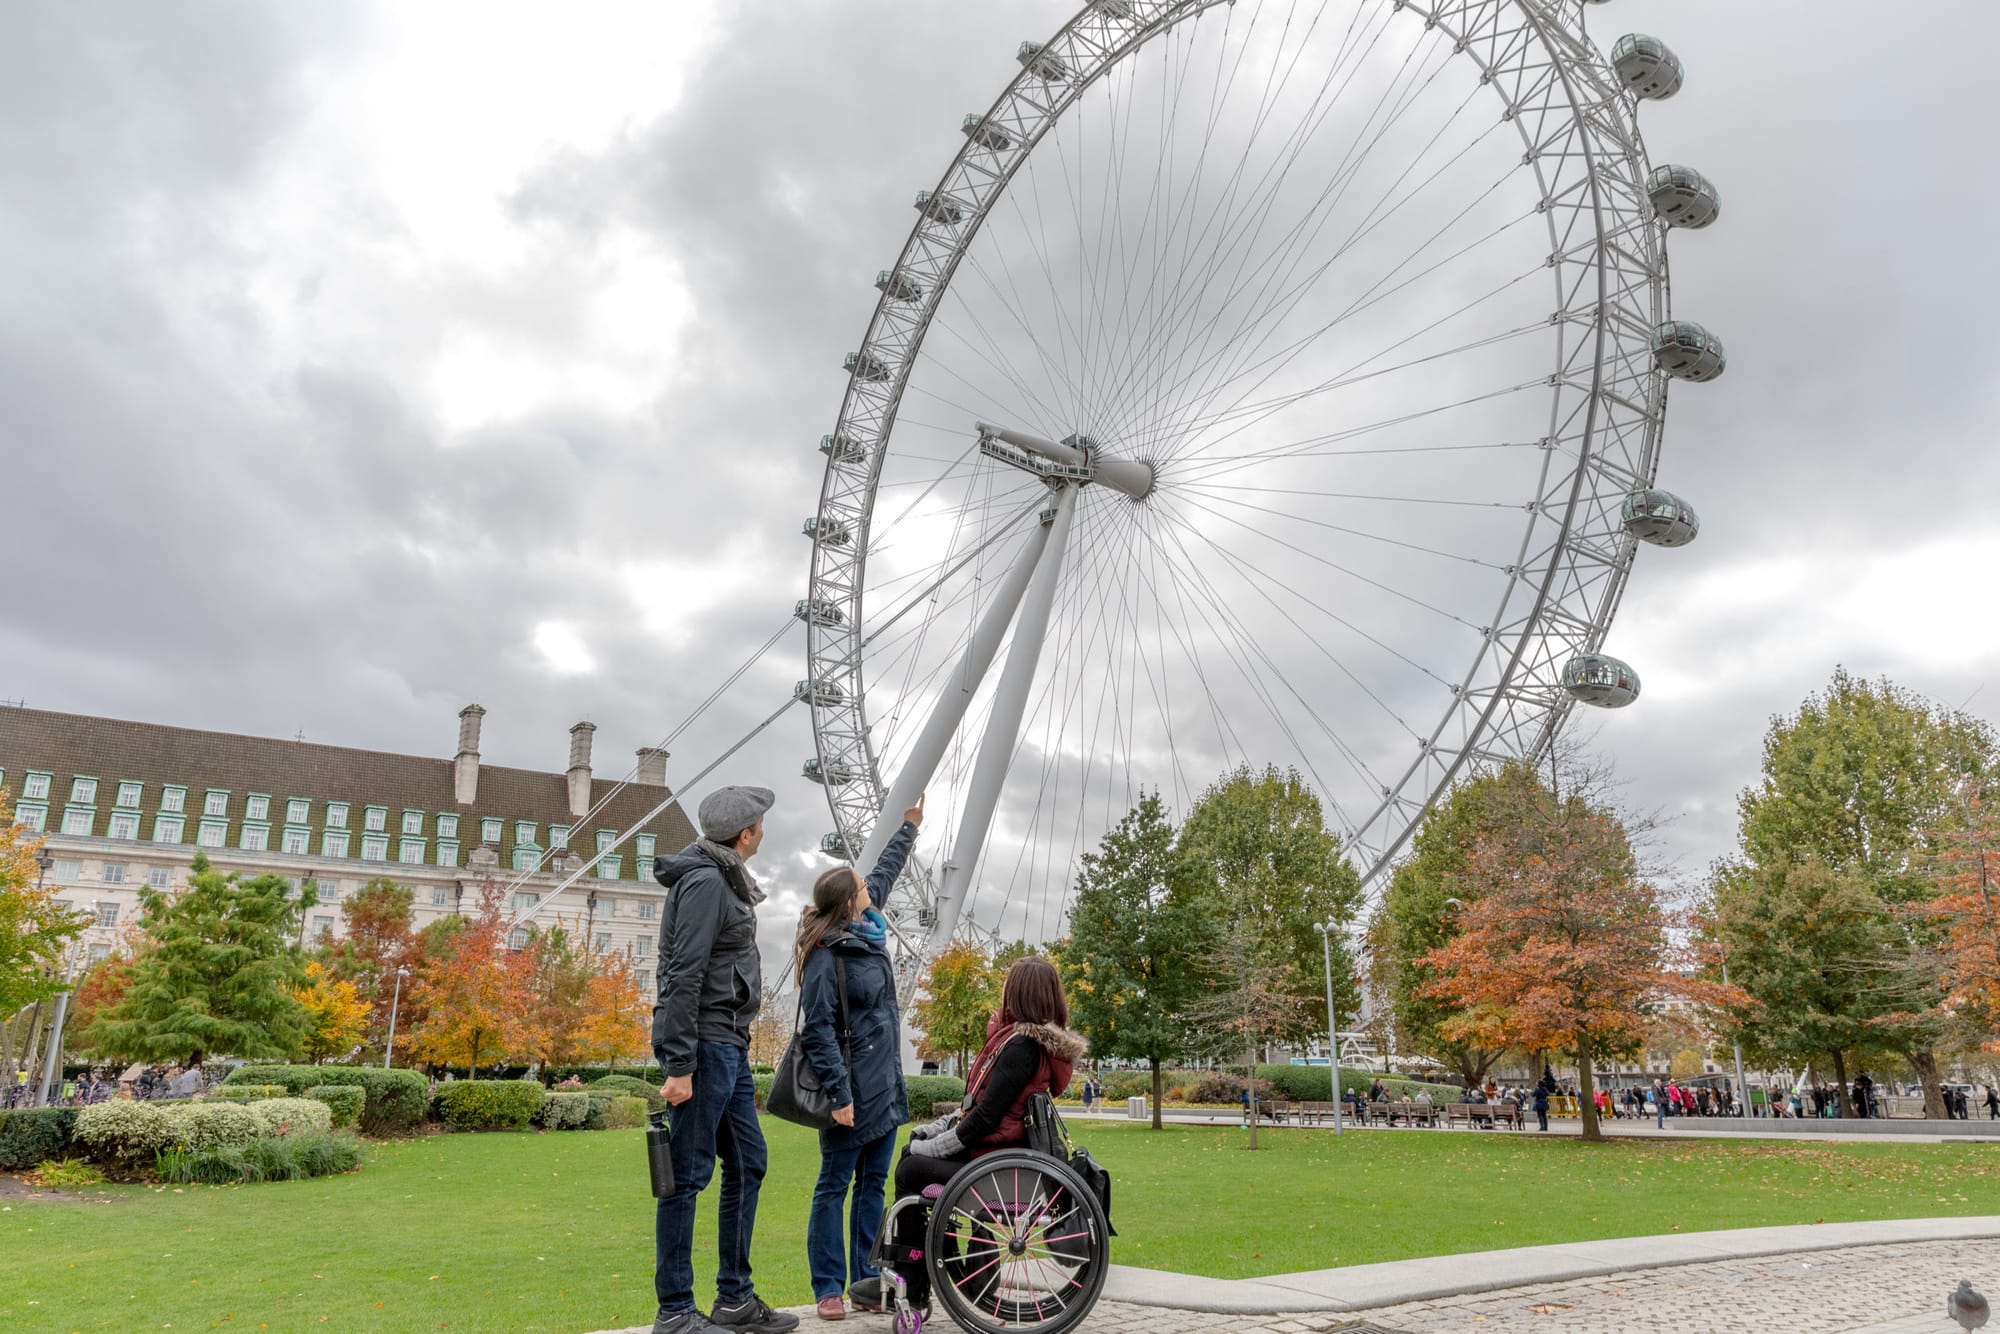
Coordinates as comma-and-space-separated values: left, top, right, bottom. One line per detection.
709, 1293, 800, 1334
846, 1276, 884, 1312
652, 1308, 729, 1334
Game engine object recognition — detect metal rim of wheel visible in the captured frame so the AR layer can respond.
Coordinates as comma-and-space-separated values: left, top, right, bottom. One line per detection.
802, 0, 1720, 956
925, 1150, 1111, 1334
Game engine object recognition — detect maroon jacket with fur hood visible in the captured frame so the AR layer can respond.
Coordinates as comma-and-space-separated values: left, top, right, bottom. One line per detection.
957, 1012, 1089, 1156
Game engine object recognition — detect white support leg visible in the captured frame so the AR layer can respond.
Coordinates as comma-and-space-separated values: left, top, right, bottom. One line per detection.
925, 483, 1079, 954
856, 498, 1058, 876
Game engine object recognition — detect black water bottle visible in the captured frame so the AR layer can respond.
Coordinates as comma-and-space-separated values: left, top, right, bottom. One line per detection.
647, 1109, 675, 1198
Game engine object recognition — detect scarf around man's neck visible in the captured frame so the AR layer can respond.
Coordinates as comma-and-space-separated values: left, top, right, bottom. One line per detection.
697, 837, 766, 906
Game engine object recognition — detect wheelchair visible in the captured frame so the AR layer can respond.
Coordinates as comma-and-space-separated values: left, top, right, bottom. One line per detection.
868, 1095, 1112, 1334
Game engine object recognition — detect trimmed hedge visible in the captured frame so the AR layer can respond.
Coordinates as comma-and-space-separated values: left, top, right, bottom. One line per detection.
76, 1102, 175, 1161
546, 1064, 663, 1085
581, 1093, 613, 1131
602, 1095, 649, 1130
247, 1098, 334, 1138
209, 1085, 288, 1103
307, 1085, 364, 1130
156, 1129, 365, 1185
225, 1066, 428, 1136
162, 1103, 261, 1152
586, 1075, 664, 1112
535, 1091, 591, 1130
0, 1107, 78, 1171
435, 1080, 547, 1131
906, 1076, 966, 1120
1247, 1065, 1461, 1102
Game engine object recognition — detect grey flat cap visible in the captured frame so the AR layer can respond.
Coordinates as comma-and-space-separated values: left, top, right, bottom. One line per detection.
697, 785, 775, 842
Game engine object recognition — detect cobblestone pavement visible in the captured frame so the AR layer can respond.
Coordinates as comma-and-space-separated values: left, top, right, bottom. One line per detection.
597, 1239, 1994, 1333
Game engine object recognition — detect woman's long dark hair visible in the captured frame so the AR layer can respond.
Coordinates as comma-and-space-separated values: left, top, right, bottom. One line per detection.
794, 866, 863, 976
999, 956, 1068, 1028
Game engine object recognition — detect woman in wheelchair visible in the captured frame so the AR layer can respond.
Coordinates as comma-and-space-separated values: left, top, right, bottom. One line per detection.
856, 956, 1087, 1319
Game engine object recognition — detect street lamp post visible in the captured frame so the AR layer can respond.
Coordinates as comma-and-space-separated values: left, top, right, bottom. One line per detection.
384, 966, 410, 1068
1314, 922, 1342, 1136
1721, 957, 1751, 1116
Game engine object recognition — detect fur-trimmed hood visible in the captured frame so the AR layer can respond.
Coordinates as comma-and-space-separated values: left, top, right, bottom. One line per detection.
1013, 1020, 1089, 1064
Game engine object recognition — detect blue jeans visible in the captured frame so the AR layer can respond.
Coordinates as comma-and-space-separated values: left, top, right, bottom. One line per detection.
807, 1127, 897, 1299
656, 1041, 767, 1313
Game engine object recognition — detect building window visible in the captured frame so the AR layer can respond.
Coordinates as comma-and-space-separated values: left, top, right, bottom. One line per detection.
326, 803, 348, 829
508, 928, 529, 950
15, 804, 47, 832
637, 936, 652, 956
594, 932, 611, 952
203, 790, 229, 817
481, 818, 502, 845
635, 970, 652, 993
147, 866, 171, 889
550, 825, 570, 850
598, 856, 622, 881
322, 830, 351, 858
395, 809, 420, 836
314, 879, 340, 902
88, 943, 110, 964
435, 840, 458, 868
512, 848, 539, 873
595, 829, 615, 855
361, 835, 388, 862
431, 887, 450, 907
197, 820, 227, 848
53, 859, 82, 881
24, 771, 51, 801
286, 798, 309, 824
61, 808, 94, 836
108, 813, 139, 840
100, 863, 127, 885
95, 902, 119, 928
281, 827, 309, 855
115, 782, 142, 809
436, 814, 458, 839
71, 777, 98, 805
152, 815, 184, 844
246, 794, 270, 821
313, 916, 335, 940
636, 834, 656, 861
637, 901, 656, 921
511, 891, 537, 913
603, 898, 618, 917
363, 806, 386, 833
161, 785, 186, 813
398, 839, 424, 865
515, 821, 537, 846
240, 825, 270, 853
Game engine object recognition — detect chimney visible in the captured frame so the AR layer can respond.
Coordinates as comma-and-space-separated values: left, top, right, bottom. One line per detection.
636, 747, 670, 786
454, 704, 485, 805
567, 721, 596, 819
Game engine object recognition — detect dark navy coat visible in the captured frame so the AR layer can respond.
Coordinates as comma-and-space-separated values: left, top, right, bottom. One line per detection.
796, 820, 917, 1149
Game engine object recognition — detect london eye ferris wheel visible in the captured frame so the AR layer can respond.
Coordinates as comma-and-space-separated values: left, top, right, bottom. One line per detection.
796, 0, 1723, 971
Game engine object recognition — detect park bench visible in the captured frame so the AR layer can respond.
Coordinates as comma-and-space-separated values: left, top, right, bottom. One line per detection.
1445, 1103, 1522, 1129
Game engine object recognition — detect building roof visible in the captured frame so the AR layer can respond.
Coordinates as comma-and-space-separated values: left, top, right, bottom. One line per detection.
0, 706, 696, 880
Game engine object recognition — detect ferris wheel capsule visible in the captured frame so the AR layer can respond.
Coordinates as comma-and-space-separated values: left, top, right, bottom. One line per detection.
1621, 489, 1700, 548
1610, 33, 1685, 100
1651, 320, 1727, 382
1563, 654, 1642, 708
1647, 164, 1720, 229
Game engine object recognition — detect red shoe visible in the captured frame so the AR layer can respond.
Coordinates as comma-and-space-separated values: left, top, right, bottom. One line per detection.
815, 1296, 845, 1320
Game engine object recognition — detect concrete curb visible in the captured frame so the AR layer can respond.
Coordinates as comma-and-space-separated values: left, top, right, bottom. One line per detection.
1099, 1215, 2000, 1313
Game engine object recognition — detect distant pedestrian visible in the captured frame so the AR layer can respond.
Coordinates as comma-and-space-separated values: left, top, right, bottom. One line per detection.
1651, 1080, 1665, 1129
1532, 1082, 1549, 1132
1985, 1086, 1998, 1120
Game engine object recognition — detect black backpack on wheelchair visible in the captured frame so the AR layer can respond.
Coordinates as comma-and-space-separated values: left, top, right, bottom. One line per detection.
1022, 1090, 1115, 1236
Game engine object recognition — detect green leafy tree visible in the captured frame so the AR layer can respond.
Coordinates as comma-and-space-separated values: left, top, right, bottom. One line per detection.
1178, 766, 1361, 1058
909, 941, 997, 1075
1371, 767, 1542, 1087
1057, 792, 1216, 1128
85, 853, 313, 1066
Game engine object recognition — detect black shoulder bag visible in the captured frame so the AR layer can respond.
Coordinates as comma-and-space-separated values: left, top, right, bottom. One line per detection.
1024, 1090, 1116, 1235
767, 955, 851, 1130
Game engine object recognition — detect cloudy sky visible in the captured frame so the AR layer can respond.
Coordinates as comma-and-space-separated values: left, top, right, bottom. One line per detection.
6, 1, 1998, 973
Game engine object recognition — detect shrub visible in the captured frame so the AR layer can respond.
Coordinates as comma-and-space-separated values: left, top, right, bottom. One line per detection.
1186, 1073, 1276, 1105
603, 1095, 649, 1129
28, 1156, 104, 1188
753, 1073, 772, 1111
246, 1098, 334, 1138
0, 1107, 79, 1171
159, 1102, 261, 1152
586, 1075, 664, 1112
224, 1066, 429, 1136
905, 1075, 966, 1120
535, 1092, 591, 1130
77, 1102, 174, 1161
435, 1080, 547, 1131
208, 1085, 288, 1104
581, 1093, 613, 1131
306, 1085, 364, 1130
156, 1129, 366, 1185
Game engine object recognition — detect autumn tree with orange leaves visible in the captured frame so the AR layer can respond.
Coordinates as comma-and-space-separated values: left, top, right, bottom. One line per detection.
1920, 787, 2000, 1053
403, 881, 530, 1073
292, 960, 372, 1063
575, 953, 650, 1069
1419, 769, 1716, 1142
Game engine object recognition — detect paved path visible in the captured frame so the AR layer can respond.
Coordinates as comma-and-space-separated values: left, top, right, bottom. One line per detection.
592, 1218, 2000, 1333
1071, 1106, 2000, 1144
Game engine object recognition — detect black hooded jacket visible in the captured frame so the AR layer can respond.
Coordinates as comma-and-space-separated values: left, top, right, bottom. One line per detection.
651, 843, 764, 1077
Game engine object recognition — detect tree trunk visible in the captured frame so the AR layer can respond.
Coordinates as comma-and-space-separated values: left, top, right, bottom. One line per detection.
1829, 1049, 1852, 1118
1907, 1048, 1948, 1119
1149, 1057, 1163, 1130
1575, 1032, 1601, 1143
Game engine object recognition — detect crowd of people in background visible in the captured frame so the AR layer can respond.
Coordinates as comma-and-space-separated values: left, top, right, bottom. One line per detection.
3, 1063, 211, 1108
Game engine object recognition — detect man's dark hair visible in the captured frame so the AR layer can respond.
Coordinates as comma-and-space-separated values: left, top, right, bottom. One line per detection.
1001, 956, 1068, 1027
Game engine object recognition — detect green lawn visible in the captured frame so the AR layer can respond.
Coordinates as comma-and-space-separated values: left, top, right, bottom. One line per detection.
4, 1120, 1996, 1333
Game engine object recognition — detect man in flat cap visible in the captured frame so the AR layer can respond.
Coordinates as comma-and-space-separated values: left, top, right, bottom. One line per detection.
650, 785, 797, 1334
